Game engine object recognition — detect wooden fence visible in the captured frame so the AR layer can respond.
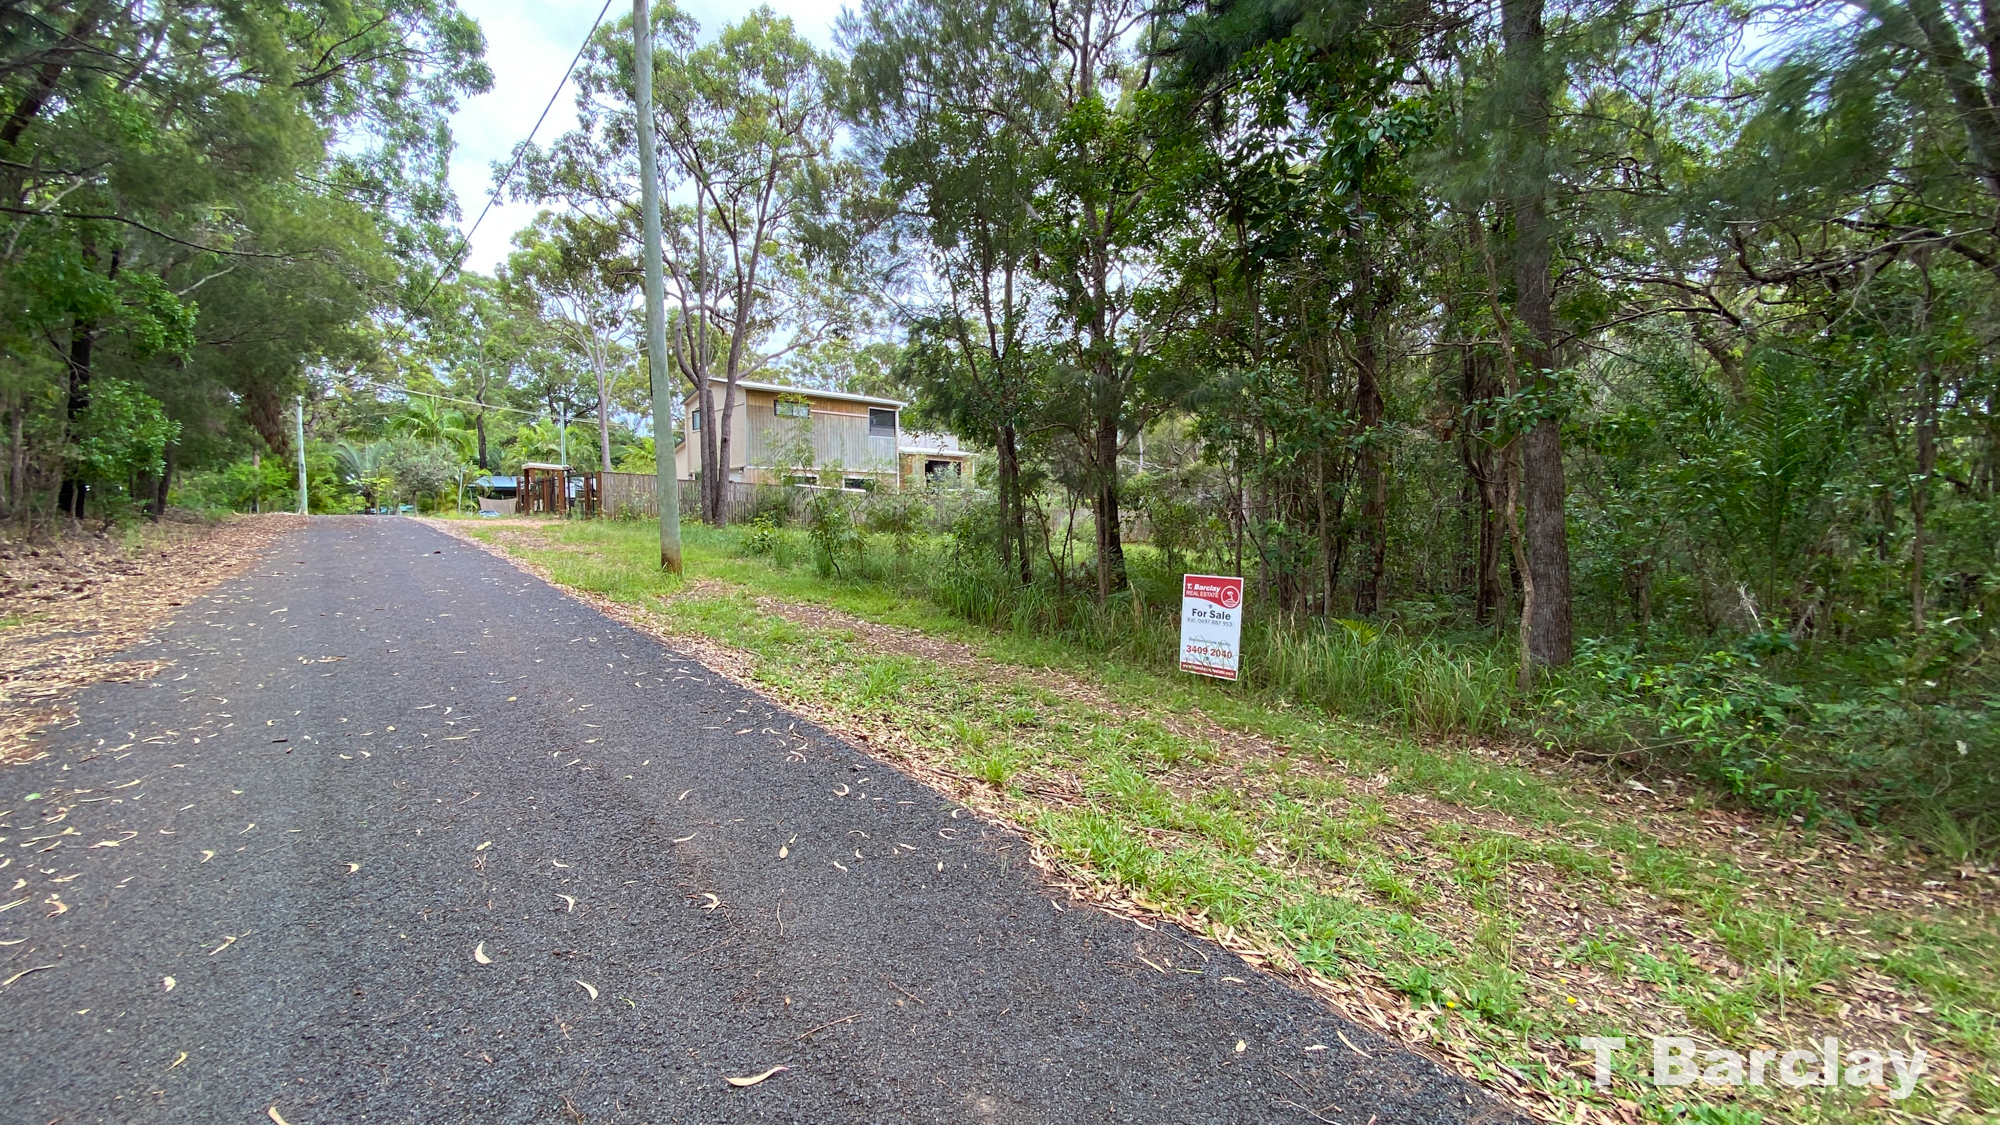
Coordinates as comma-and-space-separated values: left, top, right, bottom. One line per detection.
596, 472, 659, 518
587, 474, 794, 525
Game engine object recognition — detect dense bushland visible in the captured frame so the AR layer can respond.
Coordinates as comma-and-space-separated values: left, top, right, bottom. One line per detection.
739, 488, 1997, 853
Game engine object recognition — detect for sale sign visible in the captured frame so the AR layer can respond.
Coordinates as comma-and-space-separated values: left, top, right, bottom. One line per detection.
1179, 574, 1244, 681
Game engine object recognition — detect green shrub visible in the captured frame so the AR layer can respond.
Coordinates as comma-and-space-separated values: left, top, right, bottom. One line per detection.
743, 513, 782, 555
805, 488, 862, 577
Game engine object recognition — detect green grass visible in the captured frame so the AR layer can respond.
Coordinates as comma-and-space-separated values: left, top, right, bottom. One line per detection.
456, 516, 2000, 1122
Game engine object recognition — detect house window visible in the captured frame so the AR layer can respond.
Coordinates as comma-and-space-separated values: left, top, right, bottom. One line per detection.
689, 410, 700, 431
844, 477, 874, 492
868, 407, 897, 437
775, 399, 809, 419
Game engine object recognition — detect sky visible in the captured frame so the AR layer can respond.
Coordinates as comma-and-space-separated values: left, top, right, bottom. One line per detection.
444, 0, 845, 277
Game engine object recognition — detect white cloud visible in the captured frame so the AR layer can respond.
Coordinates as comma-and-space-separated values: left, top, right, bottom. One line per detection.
445, 0, 845, 276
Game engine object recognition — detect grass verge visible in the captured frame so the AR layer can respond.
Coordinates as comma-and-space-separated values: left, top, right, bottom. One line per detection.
446, 516, 2000, 1125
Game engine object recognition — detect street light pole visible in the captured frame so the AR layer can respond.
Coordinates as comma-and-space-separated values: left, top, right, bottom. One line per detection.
635, 0, 683, 574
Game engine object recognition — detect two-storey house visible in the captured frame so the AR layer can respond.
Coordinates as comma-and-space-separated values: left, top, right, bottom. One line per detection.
673, 381, 970, 490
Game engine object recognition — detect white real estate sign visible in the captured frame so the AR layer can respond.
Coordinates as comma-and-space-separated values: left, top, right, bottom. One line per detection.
1179, 574, 1244, 681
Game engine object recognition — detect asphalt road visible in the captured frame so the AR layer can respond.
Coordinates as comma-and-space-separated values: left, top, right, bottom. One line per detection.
1, 517, 1524, 1124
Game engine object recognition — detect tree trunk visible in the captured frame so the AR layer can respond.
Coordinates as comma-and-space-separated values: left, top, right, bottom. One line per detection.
8, 395, 23, 516
594, 346, 613, 473
1352, 300, 1387, 616
0, 7, 98, 157
1913, 270, 1939, 628
1458, 348, 1506, 626
151, 443, 173, 518
696, 376, 721, 523
997, 422, 1031, 584
1317, 442, 1335, 616
716, 377, 744, 524
1502, 0, 1573, 669
56, 315, 93, 520
1506, 443, 1535, 691
1093, 406, 1125, 601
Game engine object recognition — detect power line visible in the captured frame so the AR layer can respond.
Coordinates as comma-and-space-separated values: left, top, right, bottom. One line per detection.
414, 0, 617, 313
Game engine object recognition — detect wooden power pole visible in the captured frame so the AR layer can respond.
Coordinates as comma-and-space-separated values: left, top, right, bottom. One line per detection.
634, 0, 683, 573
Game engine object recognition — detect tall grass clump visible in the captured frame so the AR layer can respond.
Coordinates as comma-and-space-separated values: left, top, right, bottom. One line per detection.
913, 543, 1513, 735
1250, 618, 1518, 737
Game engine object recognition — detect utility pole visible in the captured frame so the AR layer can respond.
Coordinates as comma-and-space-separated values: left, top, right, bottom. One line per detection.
295, 397, 308, 514
635, 0, 683, 573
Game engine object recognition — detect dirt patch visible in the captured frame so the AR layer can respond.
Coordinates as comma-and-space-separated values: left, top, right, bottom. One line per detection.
0, 513, 306, 764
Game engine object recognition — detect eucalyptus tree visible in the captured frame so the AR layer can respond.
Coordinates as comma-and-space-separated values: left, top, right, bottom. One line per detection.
843, 0, 1063, 582
1033, 0, 1178, 600
1152, 0, 1438, 616
507, 212, 638, 476
431, 275, 540, 471
524, 4, 847, 522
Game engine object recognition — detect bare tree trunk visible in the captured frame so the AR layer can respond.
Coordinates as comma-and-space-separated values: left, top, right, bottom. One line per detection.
1502, 0, 1573, 669
997, 422, 1031, 584
55, 315, 93, 520
1506, 444, 1535, 691
1093, 411, 1125, 600
1317, 442, 1334, 616
696, 376, 720, 523
8, 395, 22, 516
594, 344, 613, 474
1913, 263, 1938, 628
147, 443, 174, 518
1459, 347, 1507, 627
1353, 306, 1387, 616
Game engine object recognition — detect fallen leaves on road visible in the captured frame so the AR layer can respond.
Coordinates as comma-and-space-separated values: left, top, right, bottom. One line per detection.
267, 1105, 294, 1125
1, 513, 306, 764
473, 942, 491, 964
162, 976, 175, 992
556, 894, 576, 912
576, 979, 598, 1000
2, 963, 54, 986
725, 1065, 788, 1087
